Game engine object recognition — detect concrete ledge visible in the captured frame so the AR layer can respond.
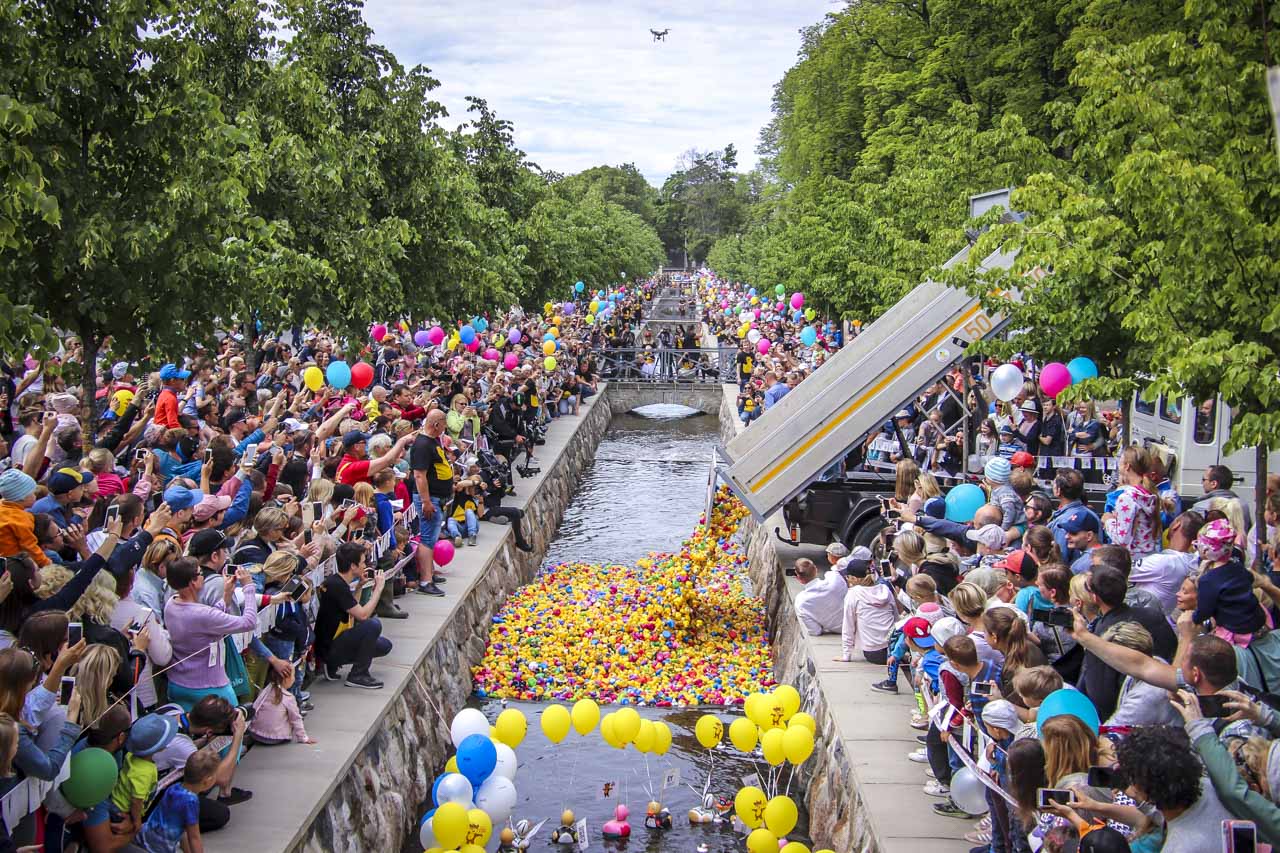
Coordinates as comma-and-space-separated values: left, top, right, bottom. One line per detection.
719, 385, 968, 853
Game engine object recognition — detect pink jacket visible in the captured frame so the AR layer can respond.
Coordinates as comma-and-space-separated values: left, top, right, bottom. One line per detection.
247, 685, 309, 743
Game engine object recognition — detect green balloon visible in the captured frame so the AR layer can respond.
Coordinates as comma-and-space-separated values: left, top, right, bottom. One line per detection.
775, 284, 785, 296
61, 748, 119, 808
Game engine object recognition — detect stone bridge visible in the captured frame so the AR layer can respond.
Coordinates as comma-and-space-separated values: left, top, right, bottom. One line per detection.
600, 380, 727, 416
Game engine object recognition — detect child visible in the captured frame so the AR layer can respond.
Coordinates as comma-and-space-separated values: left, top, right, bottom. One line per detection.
1192, 517, 1266, 646
905, 617, 945, 733
138, 747, 221, 853
980, 700, 1024, 853
928, 635, 1000, 818
1009, 666, 1062, 739
446, 478, 482, 547
247, 663, 315, 745
112, 714, 179, 836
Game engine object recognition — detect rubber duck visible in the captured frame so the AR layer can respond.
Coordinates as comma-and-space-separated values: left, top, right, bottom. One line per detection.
497, 827, 518, 853
643, 800, 673, 831
511, 817, 546, 850
688, 793, 717, 824
602, 804, 631, 839
551, 810, 579, 845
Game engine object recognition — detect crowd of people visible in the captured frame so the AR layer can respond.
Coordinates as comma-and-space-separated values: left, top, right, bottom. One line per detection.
0, 278, 670, 851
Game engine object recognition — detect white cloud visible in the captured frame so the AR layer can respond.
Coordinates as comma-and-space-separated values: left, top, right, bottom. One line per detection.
360, 0, 830, 184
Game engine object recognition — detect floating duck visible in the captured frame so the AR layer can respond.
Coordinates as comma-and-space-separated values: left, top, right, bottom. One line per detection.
550, 810, 579, 845
643, 800, 673, 831
602, 804, 631, 839
688, 793, 717, 824
696, 845, 709, 853
497, 828, 518, 853
510, 818, 546, 850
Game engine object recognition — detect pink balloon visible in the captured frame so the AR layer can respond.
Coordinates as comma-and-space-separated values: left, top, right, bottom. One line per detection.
465, 338, 481, 353
483, 348, 501, 361
433, 539, 455, 566
426, 326, 445, 346
790, 292, 804, 310
753, 309, 760, 319
757, 338, 771, 355
776, 301, 785, 312
371, 323, 387, 342
503, 353, 519, 370
720, 301, 728, 309
1039, 362, 1073, 398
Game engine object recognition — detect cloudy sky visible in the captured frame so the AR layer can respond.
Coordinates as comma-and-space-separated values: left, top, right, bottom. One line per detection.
361, 1, 832, 185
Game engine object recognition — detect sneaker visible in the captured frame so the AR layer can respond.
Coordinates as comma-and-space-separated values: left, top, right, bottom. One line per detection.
416, 583, 445, 597
910, 716, 929, 731
965, 829, 993, 845
907, 748, 929, 763
915, 734, 927, 744
924, 768, 936, 779
490, 516, 511, 525
298, 690, 311, 702
933, 801, 977, 820
300, 700, 315, 713
976, 815, 992, 832
923, 781, 950, 797
453, 537, 464, 548
345, 672, 384, 690
323, 663, 344, 682
432, 574, 447, 584
217, 787, 253, 806
467, 536, 477, 546
870, 679, 899, 694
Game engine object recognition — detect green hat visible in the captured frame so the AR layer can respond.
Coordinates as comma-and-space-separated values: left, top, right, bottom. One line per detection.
60, 748, 119, 808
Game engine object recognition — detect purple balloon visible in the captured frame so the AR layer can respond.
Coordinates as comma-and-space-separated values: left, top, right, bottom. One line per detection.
562, 302, 575, 315
414, 330, 431, 347
507, 327, 521, 345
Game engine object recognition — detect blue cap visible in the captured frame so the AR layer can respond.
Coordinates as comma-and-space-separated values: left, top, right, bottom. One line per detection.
47, 468, 92, 496
159, 363, 191, 381
1061, 509, 1101, 535
342, 430, 371, 449
161, 485, 203, 512
922, 496, 947, 519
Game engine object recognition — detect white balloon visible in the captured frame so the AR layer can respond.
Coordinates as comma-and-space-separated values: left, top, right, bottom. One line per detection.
436, 772, 474, 807
746, 329, 761, 344
420, 814, 436, 849
950, 768, 990, 815
492, 741, 518, 781
475, 775, 518, 823
990, 363, 1025, 403
450, 708, 490, 748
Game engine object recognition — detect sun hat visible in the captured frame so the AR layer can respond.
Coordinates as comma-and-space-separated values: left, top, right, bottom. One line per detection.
1195, 517, 1236, 562
125, 714, 178, 758
982, 699, 1021, 733
983, 457, 1012, 484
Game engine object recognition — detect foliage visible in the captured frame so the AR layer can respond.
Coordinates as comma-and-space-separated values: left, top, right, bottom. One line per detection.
657, 146, 753, 267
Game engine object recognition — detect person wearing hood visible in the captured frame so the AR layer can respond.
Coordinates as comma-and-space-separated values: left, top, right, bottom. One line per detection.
833, 555, 898, 665
1103, 445, 1160, 560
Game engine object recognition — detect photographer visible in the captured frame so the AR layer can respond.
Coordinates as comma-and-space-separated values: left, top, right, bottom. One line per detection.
152, 695, 251, 829
315, 542, 392, 689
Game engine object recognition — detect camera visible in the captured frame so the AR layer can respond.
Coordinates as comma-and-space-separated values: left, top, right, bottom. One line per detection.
1031, 606, 1074, 629
235, 703, 256, 723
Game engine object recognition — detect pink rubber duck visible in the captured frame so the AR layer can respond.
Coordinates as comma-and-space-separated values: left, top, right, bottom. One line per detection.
602, 804, 631, 839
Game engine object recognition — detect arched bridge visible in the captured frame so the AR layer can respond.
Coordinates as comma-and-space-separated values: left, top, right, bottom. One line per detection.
592, 346, 735, 416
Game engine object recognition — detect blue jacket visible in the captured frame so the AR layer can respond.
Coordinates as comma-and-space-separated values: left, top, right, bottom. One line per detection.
914, 514, 971, 546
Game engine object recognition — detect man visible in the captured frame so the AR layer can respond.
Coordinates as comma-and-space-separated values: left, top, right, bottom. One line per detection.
794, 547, 861, 636
1126, 511, 1204, 615
154, 363, 190, 429
152, 696, 250, 831
1046, 468, 1100, 562
336, 428, 413, 487
1193, 464, 1252, 529
1037, 397, 1067, 457
411, 410, 453, 596
32, 467, 93, 529
389, 384, 427, 422
315, 542, 392, 689
762, 372, 788, 410
1062, 510, 1104, 575
735, 340, 754, 390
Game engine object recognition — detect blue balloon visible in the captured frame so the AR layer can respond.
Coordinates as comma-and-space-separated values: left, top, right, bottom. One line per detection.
325, 361, 351, 390
724, 308, 733, 316
430, 776, 445, 806
1066, 356, 1098, 384
1037, 688, 1100, 736
543, 332, 556, 343
456, 733, 497, 786
944, 483, 986, 523
748, 288, 756, 296
574, 281, 585, 293
459, 325, 476, 345
475, 317, 489, 333
800, 326, 818, 347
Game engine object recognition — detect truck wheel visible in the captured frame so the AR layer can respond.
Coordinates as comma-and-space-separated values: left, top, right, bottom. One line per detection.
843, 514, 887, 553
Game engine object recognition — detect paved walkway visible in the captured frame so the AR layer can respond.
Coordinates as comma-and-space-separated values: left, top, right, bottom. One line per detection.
205, 391, 607, 853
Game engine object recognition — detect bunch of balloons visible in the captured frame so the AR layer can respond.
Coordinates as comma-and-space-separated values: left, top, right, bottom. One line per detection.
991, 356, 1099, 401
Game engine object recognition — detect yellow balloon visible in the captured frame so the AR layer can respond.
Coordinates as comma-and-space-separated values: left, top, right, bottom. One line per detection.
734, 786, 767, 829
444, 755, 458, 773
600, 712, 618, 747
544, 302, 554, 314
737, 324, 749, 339
433, 802, 468, 849
751, 296, 759, 304
447, 335, 459, 351
814, 849, 837, 853
634, 719, 656, 753
544, 356, 557, 371
551, 320, 561, 332
585, 314, 595, 325
426, 848, 443, 853
694, 714, 723, 750
465, 809, 492, 846
788, 712, 816, 734
764, 796, 798, 836
781, 844, 810, 853
652, 721, 673, 756
460, 846, 485, 853
782, 725, 814, 765
761, 728, 786, 766
747, 827, 778, 853
763, 697, 787, 730
729, 717, 758, 753
613, 707, 641, 743
744, 693, 765, 725
589, 301, 599, 313
540, 704, 571, 744
542, 340, 557, 356
773, 685, 801, 720
494, 708, 526, 747
303, 366, 324, 392
571, 698, 599, 736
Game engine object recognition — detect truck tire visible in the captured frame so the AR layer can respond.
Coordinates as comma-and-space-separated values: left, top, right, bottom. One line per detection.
842, 511, 887, 553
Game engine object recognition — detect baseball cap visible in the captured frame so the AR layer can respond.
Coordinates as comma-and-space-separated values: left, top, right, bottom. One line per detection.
161, 485, 203, 513
126, 714, 178, 758
995, 549, 1038, 581
342, 430, 371, 449
158, 363, 191, 381
221, 409, 248, 432
966, 523, 1007, 550
921, 496, 947, 519
1060, 509, 1101, 535
1010, 451, 1036, 469
902, 616, 935, 647
192, 494, 232, 523
982, 699, 1021, 733
838, 554, 871, 578
48, 468, 92, 496
930, 616, 967, 647
825, 542, 849, 559
186, 529, 228, 559
282, 417, 308, 434
894, 408, 912, 419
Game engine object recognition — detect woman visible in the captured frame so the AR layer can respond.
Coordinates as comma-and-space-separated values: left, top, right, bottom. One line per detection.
0, 647, 80, 792
230, 506, 289, 567
1023, 524, 1061, 566
894, 459, 922, 508
1033, 564, 1081, 675
1103, 446, 1160, 560
984, 607, 1047, 706
834, 559, 897, 665
446, 396, 481, 444
151, 427, 203, 485
53, 566, 144, 695
72, 643, 121, 728
1040, 715, 1115, 826
892, 530, 927, 573
1070, 401, 1105, 457
948, 582, 1003, 669
1102, 622, 1179, 726
0, 525, 119, 645
109, 566, 172, 710
260, 551, 312, 707
919, 548, 962, 596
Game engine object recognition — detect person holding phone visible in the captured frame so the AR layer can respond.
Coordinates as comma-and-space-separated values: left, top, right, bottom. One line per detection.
314, 543, 392, 690
163, 558, 261, 710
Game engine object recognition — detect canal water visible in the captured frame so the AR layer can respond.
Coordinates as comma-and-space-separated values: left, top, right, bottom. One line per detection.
410, 406, 810, 852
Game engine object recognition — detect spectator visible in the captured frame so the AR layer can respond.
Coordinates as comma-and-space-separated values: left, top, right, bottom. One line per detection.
1194, 464, 1252, 530
1192, 518, 1266, 645
1046, 469, 1099, 563
314, 542, 392, 689
793, 551, 850, 636
163, 558, 261, 709
834, 553, 896, 664
1128, 510, 1203, 617
1102, 446, 1160, 560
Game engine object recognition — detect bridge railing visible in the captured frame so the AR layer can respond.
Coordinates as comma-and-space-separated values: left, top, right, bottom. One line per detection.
592, 347, 738, 384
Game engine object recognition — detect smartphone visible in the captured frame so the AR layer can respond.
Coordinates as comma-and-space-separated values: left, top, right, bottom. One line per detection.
1031, 607, 1075, 629
1037, 788, 1073, 809
364, 568, 376, 581
58, 676, 74, 706
878, 558, 894, 578
971, 680, 995, 697
1086, 765, 1126, 789
883, 530, 896, 551
1197, 693, 1232, 718
304, 529, 313, 545
67, 622, 83, 646
281, 577, 305, 600
105, 504, 121, 526
203, 447, 213, 464
244, 443, 259, 465
302, 502, 315, 526
126, 619, 142, 637
1224, 820, 1257, 853
134, 448, 148, 462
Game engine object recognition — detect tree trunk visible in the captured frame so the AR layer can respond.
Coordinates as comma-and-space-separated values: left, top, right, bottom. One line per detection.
1256, 443, 1269, 571
78, 321, 101, 454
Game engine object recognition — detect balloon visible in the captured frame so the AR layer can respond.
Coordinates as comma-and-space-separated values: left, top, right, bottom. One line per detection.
804, 307, 816, 321
764, 796, 798, 836
800, 326, 817, 347
325, 361, 351, 390
544, 357, 557, 371
613, 707, 641, 743
694, 714, 724, 749
503, 353, 519, 371
61, 748, 118, 809
761, 728, 786, 765
303, 366, 324, 392
450, 701, 488, 742
775, 284, 786, 296
371, 323, 387, 341
479, 347, 497, 362
751, 296, 759, 305
433, 802, 469, 849
944, 482, 986, 523
445, 756, 458, 773
427, 326, 445, 346
1037, 688, 1101, 735
773, 685, 801, 719
465, 338, 481, 353
1039, 362, 1073, 398
744, 693, 765, 725
729, 717, 758, 753
585, 314, 594, 325
542, 340, 557, 356
350, 362, 374, 389
562, 302, 575, 316
459, 325, 476, 345
475, 776, 517, 823
599, 713, 621, 748
747, 828, 779, 853
414, 330, 431, 347
465, 808, 493, 846
790, 292, 804, 310
782, 726, 814, 765
990, 364, 1025, 402
1066, 356, 1098, 384
419, 808, 437, 849
950, 768, 990, 815
456, 733, 497, 786
574, 280, 585, 292
571, 698, 599, 735
781, 844, 810, 853
543, 301, 554, 314
588, 300, 599, 313
776, 301, 785, 312
540, 704, 571, 743
475, 317, 489, 333
549, 325, 560, 338
434, 773, 474, 807
508, 327, 522, 344
735, 786, 768, 828
746, 329, 761, 344
434, 539, 455, 566
757, 338, 770, 355
494, 708, 526, 747
652, 721, 673, 756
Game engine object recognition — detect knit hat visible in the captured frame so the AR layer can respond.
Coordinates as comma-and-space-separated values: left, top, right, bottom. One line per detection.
982, 699, 1021, 733
1195, 517, 1236, 562
0, 469, 36, 502
983, 457, 1011, 484
916, 602, 944, 624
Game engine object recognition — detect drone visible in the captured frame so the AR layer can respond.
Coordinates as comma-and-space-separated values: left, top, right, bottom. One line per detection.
650, 28, 669, 42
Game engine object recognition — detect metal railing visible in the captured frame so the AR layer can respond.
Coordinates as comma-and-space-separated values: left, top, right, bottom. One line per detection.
592, 347, 738, 383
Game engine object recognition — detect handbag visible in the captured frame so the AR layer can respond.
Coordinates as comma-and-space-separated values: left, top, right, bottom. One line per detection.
222, 636, 251, 701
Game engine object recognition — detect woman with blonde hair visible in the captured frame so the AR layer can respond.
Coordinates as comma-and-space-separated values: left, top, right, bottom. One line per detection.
73, 644, 121, 727
895, 459, 922, 507
892, 529, 926, 572
913, 472, 942, 504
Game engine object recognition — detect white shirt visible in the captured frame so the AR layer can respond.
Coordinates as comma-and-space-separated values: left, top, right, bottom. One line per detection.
1129, 549, 1198, 616
794, 570, 847, 635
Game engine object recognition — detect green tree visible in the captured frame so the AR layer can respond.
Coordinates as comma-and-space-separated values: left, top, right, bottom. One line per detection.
553, 163, 659, 226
